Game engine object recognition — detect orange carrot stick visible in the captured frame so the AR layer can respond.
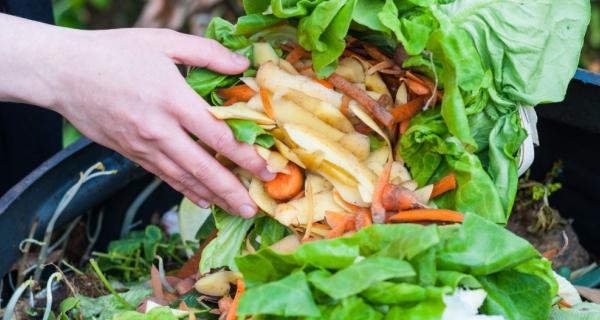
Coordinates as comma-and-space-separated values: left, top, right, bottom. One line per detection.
431, 173, 457, 198
371, 161, 393, 224
223, 97, 239, 106
217, 84, 256, 102
226, 279, 245, 320
177, 229, 217, 278
264, 163, 304, 201
391, 97, 426, 123
259, 87, 275, 120
388, 209, 464, 224
312, 78, 334, 89
400, 119, 410, 134
286, 46, 310, 64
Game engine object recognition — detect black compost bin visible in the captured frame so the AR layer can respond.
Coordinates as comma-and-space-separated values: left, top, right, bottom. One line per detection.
0, 68, 599, 293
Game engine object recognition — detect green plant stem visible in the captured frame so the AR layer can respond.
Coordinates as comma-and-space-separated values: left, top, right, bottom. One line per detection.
89, 259, 134, 309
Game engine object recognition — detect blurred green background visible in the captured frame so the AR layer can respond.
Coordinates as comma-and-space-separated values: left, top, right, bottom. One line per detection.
52, 0, 600, 146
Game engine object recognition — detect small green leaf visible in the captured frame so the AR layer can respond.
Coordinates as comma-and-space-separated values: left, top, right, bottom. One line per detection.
226, 119, 275, 148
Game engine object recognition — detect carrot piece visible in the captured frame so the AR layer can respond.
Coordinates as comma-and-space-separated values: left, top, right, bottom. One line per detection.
334, 191, 366, 213
259, 87, 275, 120
391, 97, 426, 123
327, 73, 394, 128
400, 119, 411, 134
381, 184, 420, 211
542, 248, 560, 259
223, 97, 239, 106
312, 78, 334, 89
405, 77, 430, 96
355, 210, 372, 230
367, 60, 395, 75
388, 209, 464, 224
431, 173, 457, 198
264, 163, 304, 201
177, 229, 217, 278
291, 190, 305, 200
286, 45, 310, 64
150, 265, 164, 300
326, 222, 347, 239
226, 279, 245, 320
559, 300, 573, 308
325, 211, 351, 228
217, 84, 256, 102
371, 161, 393, 224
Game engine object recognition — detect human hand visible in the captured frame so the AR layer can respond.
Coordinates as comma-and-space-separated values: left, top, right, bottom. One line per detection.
19, 24, 274, 217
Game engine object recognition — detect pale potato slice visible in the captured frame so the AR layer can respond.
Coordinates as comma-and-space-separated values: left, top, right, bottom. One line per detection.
278, 59, 300, 75
253, 42, 279, 67
306, 173, 333, 194
284, 123, 376, 203
208, 104, 274, 125
270, 235, 301, 254
274, 139, 306, 169
414, 184, 434, 204
339, 132, 370, 160
257, 62, 343, 108
349, 101, 392, 157
259, 124, 277, 130
272, 98, 345, 141
284, 90, 354, 133
366, 147, 391, 176
274, 191, 343, 226
249, 177, 278, 216
366, 91, 382, 101
390, 162, 412, 185
239, 77, 259, 91
366, 72, 391, 97
246, 94, 264, 112
255, 146, 290, 174
395, 82, 409, 105
401, 180, 418, 191
329, 176, 370, 208
195, 271, 241, 296
335, 57, 365, 83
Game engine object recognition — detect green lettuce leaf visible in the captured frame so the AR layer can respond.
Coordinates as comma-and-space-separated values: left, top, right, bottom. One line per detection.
313, 296, 383, 320
199, 207, 255, 273
436, 213, 540, 275
361, 281, 427, 304
385, 287, 449, 320
309, 256, 415, 299
478, 270, 553, 320
226, 119, 275, 148
237, 272, 321, 318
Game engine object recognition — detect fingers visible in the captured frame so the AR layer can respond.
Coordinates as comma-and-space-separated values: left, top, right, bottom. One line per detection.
158, 128, 259, 218
175, 88, 276, 182
148, 29, 249, 75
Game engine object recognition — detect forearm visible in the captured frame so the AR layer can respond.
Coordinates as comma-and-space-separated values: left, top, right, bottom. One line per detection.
0, 13, 73, 109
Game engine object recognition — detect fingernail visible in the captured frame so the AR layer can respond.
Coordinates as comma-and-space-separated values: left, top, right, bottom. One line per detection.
260, 168, 276, 181
230, 52, 249, 66
239, 204, 256, 218
198, 199, 210, 208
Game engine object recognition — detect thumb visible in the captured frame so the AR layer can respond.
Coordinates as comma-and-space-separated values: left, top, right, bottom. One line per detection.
152, 30, 249, 74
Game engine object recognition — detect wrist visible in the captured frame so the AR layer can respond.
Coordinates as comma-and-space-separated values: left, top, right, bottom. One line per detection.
0, 14, 79, 110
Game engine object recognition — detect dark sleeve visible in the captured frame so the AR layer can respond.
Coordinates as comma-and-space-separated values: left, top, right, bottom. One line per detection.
0, 0, 61, 195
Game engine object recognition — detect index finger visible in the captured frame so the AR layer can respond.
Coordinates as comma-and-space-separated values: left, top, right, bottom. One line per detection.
176, 88, 276, 182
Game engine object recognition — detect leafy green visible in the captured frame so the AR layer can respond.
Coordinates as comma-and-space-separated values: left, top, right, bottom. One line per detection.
368, 135, 386, 151
112, 307, 178, 320
238, 272, 321, 318
186, 68, 237, 98
234, 214, 556, 318
478, 270, 553, 320
310, 256, 415, 299
315, 296, 383, 320
436, 212, 540, 275
199, 207, 256, 273
550, 303, 600, 320
226, 119, 275, 148
78, 286, 152, 320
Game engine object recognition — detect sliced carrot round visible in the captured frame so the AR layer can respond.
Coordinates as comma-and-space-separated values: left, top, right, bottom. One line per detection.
264, 163, 304, 201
